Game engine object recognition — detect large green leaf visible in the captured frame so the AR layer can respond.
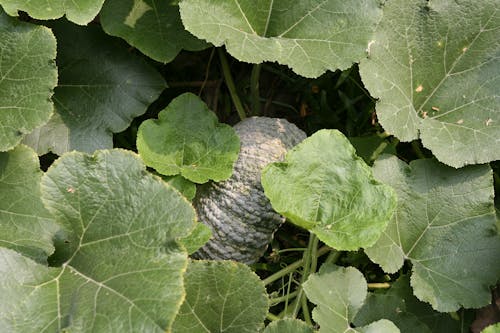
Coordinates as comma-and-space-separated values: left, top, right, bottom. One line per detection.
365, 156, 500, 312
0, 0, 104, 25
100, 0, 207, 63
303, 264, 399, 333
261, 129, 396, 250
359, 0, 500, 167
23, 21, 166, 155
263, 319, 314, 333
0, 10, 56, 151
354, 275, 463, 333
0, 149, 196, 332
0, 145, 58, 263
482, 323, 500, 333
171, 260, 269, 333
161, 174, 197, 201
137, 93, 240, 183
179, 0, 382, 78
179, 223, 212, 255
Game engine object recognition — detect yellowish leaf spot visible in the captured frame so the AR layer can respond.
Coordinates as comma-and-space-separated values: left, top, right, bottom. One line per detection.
366, 40, 376, 56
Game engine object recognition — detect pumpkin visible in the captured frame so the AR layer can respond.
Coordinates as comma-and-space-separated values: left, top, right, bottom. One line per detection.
193, 117, 306, 264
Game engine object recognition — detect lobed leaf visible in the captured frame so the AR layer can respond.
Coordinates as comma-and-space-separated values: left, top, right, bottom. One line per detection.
0, 0, 105, 25
179, 0, 382, 78
262, 129, 396, 250
303, 264, 399, 333
137, 93, 240, 184
0, 149, 197, 332
366, 156, 500, 312
359, 0, 500, 167
100, 0, 208, 63
23, 21, 166, 155
354, 275, 463, 333
171, 260, 269, 333
0, 145, 58, 263
0, 10, 57, 151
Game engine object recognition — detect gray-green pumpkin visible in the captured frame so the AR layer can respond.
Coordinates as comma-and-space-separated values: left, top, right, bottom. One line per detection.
193, 117, 306, 264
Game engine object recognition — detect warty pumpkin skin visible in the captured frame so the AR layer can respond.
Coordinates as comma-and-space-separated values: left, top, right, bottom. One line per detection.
193, 117, 306, 264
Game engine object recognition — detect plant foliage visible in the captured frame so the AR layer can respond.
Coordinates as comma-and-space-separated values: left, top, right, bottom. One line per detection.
0, 0, 498, 331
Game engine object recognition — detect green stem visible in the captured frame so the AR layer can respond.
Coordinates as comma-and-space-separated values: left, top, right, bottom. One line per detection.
218, 48, 246, 120
369, 141, 389, 162
292, 233, 317, 318
301, 292, 313, 326
269, 290, 299, 305
250, 64, 262, 116
266, 312, 280, 321
263, 246, 331, 286
367, 282, 391, 289
324, 250, 341, 266
309, 235, 320, 274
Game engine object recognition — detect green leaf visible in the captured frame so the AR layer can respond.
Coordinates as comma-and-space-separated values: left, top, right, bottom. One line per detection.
161, 175, 197, 201
0, 145, 58, 263
179, 0, 382, 78
0, 0, 104, 25
303, 264, 399, 333
23, 21, 166, 155
0, 149, 196, 332
100, 0, 208, 63
261, 129, 396, 250
482, 323, 500, 333
179, 223, 212, 255
263, 318, 314, 333
349, 135, 396, 164
137, 93, 240, 183
365, 156, 500, 312
354, 275, 462, 333
171, 260, 269, 333
0, 10, 57, 151
359, 0, 500, 167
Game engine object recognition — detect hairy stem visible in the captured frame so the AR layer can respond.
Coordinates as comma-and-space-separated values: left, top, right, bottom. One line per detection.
263, 245, 331, 286
269, 290, 299, 305
218, 48, 246, 120
292, 233, 317, 318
